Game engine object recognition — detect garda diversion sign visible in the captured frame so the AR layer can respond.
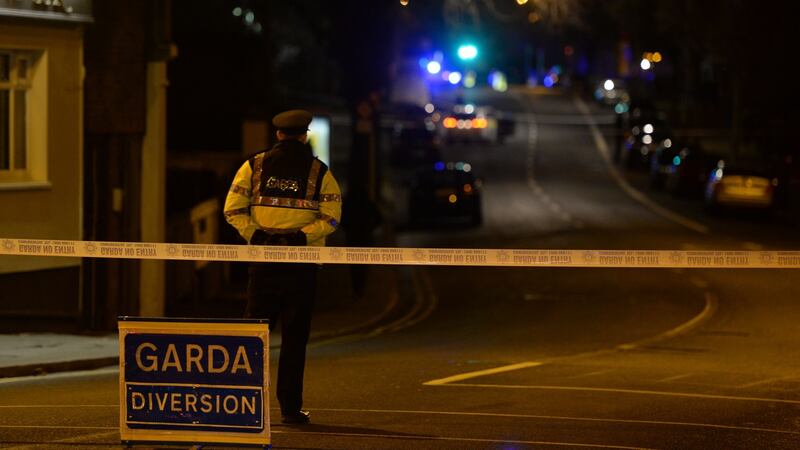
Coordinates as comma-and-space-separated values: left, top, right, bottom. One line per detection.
118, 317, 271, 448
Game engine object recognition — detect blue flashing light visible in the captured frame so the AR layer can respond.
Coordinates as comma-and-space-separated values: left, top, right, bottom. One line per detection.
543, 75, 555, 88
426, 61, 442, 75
418, 58, 430, 70
434, 161, 446, 171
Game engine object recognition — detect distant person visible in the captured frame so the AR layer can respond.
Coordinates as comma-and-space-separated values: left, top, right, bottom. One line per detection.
224, 109, 342, 425
341, 186, 383, 299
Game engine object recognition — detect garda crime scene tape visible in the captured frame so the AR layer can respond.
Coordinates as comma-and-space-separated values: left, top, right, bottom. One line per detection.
2, 237, 800, 269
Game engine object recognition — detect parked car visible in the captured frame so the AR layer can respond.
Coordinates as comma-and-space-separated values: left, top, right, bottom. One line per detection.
390, 126, 442, 169
665, 145, 717, 197
705, 161, 778, 211
408, 162, 482, 227
648, 139, 680, 189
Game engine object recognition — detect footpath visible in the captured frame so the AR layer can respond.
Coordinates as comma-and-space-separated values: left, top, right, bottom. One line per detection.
0, 262, 403, 379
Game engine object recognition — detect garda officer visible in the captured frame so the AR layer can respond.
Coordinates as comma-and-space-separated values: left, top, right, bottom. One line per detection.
224, 109, 342, 424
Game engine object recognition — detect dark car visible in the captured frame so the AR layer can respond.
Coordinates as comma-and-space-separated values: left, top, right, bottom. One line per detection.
390, 126, 442, 169
408, 162, 482, 227
665, 146, 717, 196
648, 138, 680, 189
622, 118, 672, 169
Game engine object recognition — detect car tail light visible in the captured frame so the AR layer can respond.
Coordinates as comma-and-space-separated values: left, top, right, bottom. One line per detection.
443, 117, 457, 129
471, 118, 488, 129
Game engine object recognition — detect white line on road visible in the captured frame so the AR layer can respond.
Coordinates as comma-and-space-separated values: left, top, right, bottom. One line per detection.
689, 277, 709, 289
573, 96, 709, 234
657, 373, 695, 383
0, 366, 119, 385
513, 90, 577, 226
0, 405, 116, 408
617, 292, 718, 351
436, 383, 800, 405
423, 361, 542, 386
307, 407, 800, 436
0, 425, 115, 429
273, 429, 652, 449
1, 430, 119, 450
736, 375, 798, 389
566, 369, 616, 379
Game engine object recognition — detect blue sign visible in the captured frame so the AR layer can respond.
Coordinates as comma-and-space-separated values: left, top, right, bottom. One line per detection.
124, 333, 264, 386
126, 384, 263, 432
118, 318, 270, 447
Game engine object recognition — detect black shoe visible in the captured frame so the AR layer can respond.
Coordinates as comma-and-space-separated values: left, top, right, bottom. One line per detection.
281, 410, 311, 424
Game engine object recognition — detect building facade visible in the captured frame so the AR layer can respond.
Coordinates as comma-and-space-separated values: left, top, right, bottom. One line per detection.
1, 0, 171, 331
0, 0, 91, 327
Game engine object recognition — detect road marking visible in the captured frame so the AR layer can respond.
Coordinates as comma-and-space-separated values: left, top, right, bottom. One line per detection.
617, 292, 717, 351
306, 407, 800, 436
657, 373, 695, 383
273, 429, 650, 449
0, 366, 119, 384
2, 430, 119, 450
737, 376, 797, 389
566, 369, 616, 379
435, 383, 800, 405
309, 271, 403, 348
512, 90, 577, 226
391, 268, 439, 332
0, 425, 116, 429
423, 361, 542, 386
0, 405, 116, 408
573, 96, 709, 234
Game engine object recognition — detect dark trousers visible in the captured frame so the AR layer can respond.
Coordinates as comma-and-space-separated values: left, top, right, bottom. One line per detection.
245, 263, 318, 414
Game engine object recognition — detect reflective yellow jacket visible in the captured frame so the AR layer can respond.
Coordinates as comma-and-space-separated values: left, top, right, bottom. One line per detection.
224, 141, 342, 247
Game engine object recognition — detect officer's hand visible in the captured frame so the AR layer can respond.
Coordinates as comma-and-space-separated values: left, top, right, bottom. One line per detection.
250, 230, 269, 245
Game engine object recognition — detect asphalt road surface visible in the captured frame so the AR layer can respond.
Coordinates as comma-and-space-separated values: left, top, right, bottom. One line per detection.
2, 88, 800, 449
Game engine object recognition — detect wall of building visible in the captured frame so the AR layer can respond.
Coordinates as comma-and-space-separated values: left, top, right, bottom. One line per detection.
0, 20, 84, 318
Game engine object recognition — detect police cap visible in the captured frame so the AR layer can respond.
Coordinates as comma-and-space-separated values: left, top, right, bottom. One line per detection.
273, 109, 312, 135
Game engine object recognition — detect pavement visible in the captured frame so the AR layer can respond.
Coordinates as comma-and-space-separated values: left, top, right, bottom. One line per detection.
0, 263, 403, 379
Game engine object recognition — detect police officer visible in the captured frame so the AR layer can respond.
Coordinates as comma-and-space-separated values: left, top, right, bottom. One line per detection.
224, 109, 342, 424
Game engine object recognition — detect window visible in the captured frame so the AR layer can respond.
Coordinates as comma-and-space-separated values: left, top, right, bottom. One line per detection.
0, 49, 46, 186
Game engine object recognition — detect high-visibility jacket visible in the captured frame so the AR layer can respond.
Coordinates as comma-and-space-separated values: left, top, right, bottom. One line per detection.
224, 140, 342, 247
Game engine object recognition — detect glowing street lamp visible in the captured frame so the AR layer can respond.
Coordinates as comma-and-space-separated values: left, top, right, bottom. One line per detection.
457, 44, 478, 61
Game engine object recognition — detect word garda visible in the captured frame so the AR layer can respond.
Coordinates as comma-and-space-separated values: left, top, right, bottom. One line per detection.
134, 342, 253, 374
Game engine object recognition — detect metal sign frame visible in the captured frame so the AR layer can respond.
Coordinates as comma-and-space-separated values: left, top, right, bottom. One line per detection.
118, 317, 270, 448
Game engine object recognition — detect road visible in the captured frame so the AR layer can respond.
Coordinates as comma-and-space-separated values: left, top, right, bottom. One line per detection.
2, 88, 800, 449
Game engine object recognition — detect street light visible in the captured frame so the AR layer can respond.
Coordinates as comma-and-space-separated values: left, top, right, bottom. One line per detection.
516, 0, 529, 4
426, 60, 442, 75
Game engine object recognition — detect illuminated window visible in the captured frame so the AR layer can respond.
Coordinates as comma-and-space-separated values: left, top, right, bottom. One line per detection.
0, 49, 46, 185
